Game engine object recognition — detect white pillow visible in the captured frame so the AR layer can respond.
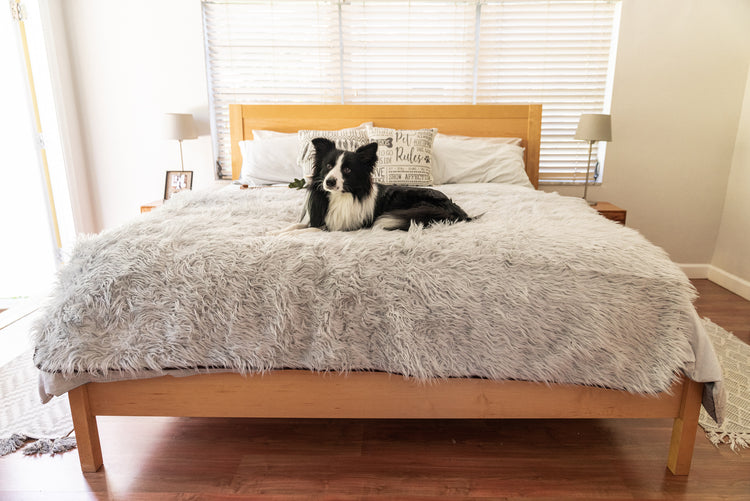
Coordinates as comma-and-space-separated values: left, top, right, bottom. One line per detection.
366, 126, 437, 186
431, 134, 531, 187
238, 135, 301, 185
297, 123, 372, 179
435, 133, 521, 146
252, 129, 296, 140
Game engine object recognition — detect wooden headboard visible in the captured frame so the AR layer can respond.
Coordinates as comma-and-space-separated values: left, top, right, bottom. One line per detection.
229, 104, 542, 188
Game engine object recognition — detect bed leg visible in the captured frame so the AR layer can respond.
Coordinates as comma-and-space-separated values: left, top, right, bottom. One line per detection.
667, 378, 703, 475
68, 385, 103, 472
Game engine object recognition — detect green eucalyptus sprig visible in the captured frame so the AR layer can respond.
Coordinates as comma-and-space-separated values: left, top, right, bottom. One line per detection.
288, 178, 307, 190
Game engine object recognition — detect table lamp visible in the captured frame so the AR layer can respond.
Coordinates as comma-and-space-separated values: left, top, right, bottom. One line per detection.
574, 114, 612, 204
162, 113, 198, 171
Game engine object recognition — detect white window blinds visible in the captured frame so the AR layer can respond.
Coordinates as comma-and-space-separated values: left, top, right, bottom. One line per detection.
202, 0, 620, 183
202, 1, 341, 178
477, 1, 619, 183
340, 1, 477, 103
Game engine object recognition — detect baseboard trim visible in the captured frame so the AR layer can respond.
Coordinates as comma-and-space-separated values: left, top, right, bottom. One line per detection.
678, 264, 710, 279
678, 263, 750, 300
707, 266, 750, 301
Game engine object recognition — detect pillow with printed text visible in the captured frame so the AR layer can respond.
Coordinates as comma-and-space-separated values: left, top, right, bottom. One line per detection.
365, 126, 437, 186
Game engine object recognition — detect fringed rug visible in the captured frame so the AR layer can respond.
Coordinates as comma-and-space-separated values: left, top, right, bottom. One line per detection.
0, 349, 75, 456
699, 319, 750, 451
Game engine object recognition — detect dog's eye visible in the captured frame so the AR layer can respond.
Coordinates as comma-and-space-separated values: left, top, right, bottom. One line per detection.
342, 167, 351, 174
326, 163, 333, 170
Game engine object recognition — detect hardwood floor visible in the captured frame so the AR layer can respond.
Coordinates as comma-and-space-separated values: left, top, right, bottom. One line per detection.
693, 279, 750, 344
0, 279, 748, 500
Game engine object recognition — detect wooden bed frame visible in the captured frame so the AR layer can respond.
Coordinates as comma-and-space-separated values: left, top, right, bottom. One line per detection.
68, 104, 703, 475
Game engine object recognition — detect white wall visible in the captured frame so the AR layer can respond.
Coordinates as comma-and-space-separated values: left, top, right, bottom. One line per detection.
53, 0, 750, 279
545, 0, 750, 266
56, 0, 213, 229
711, 66, 750, 294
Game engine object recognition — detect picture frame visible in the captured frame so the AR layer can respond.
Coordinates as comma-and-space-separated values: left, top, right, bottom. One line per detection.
164, 171, 193, 200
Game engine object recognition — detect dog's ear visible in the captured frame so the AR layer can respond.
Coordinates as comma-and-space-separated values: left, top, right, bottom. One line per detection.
355, 142, 378, 169
311, 138, 336, 161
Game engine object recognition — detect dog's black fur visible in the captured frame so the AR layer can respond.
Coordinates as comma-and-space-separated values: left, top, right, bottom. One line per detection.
307, 138, 471, 231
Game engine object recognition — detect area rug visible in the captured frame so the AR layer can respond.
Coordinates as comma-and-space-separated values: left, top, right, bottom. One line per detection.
699, 319, 750, 451
0, 348, 75, 456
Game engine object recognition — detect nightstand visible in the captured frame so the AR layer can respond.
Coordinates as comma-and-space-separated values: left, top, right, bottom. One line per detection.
591, 201, 626, 225
140, 200, 164, 213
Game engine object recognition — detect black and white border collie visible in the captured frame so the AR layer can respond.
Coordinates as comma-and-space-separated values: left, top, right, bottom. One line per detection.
274, 138, 471, 234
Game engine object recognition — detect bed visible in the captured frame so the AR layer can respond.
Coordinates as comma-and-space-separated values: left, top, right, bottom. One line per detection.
33, 104, 722, 475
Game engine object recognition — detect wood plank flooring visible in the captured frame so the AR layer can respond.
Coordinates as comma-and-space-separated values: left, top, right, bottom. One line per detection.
693, 279, 750, 344
0, 279, 748, 500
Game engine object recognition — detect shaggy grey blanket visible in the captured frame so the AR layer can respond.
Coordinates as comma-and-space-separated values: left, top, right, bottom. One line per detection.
33, 184, 715, 398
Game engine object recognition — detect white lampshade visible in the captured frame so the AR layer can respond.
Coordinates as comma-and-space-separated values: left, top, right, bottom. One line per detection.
574, 114, 612, 142
162, 113, 198, 141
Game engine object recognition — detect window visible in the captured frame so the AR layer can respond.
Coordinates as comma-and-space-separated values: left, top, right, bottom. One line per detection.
1, 0, 76, 302
340, 1, 477, 103
202, 0, 620, 184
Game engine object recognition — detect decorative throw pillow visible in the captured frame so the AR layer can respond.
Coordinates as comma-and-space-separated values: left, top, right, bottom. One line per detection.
297, 123, 372, 179
365, 126, 437, 186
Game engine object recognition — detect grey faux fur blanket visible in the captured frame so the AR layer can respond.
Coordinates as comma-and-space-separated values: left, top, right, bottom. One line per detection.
34, 184, 710, 395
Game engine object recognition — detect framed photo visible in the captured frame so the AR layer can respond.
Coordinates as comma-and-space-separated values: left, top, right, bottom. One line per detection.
164, 171, 193, 200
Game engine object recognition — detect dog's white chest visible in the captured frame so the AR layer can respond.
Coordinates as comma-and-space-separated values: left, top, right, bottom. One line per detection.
325, 188, 377, 231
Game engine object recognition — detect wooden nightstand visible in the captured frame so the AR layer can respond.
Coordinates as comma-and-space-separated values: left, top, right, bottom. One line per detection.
140, 200, 164, 213
591, 201, 626, 225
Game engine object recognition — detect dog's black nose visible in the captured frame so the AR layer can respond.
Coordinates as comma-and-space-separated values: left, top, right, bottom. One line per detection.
325, 177, 336, 188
